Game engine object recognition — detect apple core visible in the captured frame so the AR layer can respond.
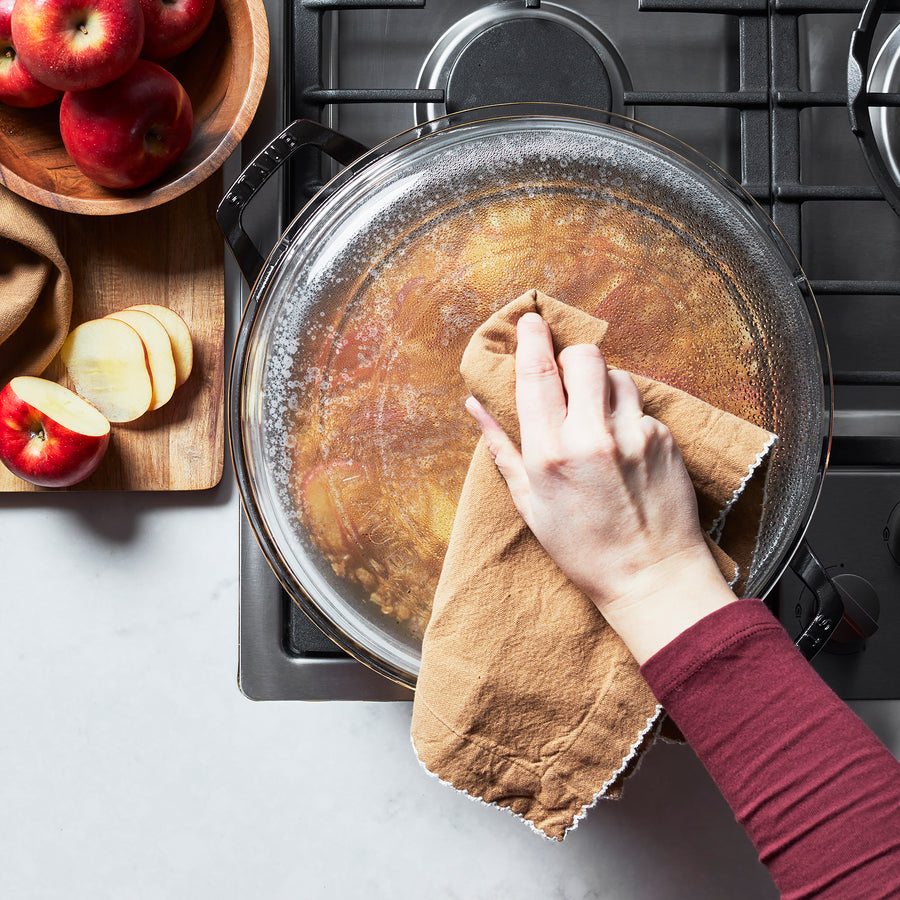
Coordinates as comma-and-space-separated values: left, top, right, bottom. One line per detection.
12, 377, 110, 436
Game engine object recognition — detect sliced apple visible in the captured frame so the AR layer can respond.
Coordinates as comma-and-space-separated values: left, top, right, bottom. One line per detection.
126, 304, 193, 388
0, 376, 110, 488
60, 318, 153, 423
299, 460, 369, 559
106, 308, 176, 410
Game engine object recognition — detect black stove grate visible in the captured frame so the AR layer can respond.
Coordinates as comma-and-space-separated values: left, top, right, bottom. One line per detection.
290, 1, 900, 367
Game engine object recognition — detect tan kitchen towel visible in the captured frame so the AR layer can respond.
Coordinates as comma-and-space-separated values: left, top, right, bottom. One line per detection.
411, 290, 777, 841
0, 185, 72, 386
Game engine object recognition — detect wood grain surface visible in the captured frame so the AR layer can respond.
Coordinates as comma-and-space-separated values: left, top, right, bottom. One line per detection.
0, 174, 225, 491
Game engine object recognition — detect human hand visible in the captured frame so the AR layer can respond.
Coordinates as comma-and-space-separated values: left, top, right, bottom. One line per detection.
466, 311, 734, 663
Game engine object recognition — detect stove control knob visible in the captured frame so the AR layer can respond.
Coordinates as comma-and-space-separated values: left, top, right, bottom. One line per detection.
884, 501, 900, 564
827, 573, 880, 651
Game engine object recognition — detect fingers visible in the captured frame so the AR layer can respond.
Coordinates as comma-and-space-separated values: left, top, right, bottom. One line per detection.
508, 311, 663, 477
555, 348, 642, 429
465, 396, 531, 513
607, 369, 643, 418
557, 344, 611, 424
555, 346, 647, 462
515, 313, 567, 451
608, 374, 652, 461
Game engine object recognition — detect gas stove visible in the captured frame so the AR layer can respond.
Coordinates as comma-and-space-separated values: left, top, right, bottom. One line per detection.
237, 0, 900, 701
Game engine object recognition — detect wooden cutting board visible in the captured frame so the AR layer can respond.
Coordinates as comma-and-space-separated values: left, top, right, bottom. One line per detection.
0, 174, 225, 492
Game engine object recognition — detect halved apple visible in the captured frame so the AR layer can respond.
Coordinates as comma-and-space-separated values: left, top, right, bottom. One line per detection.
126, 304, 193, 388
106, 308, 176, 410
60, 318, 153, 423
0, 377, 110, 487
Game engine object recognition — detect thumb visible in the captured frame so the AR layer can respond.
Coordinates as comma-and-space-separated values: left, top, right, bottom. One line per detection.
465, 396, 532, 519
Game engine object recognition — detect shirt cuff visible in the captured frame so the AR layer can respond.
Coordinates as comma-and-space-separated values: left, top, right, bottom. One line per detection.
639, 598, 789, 700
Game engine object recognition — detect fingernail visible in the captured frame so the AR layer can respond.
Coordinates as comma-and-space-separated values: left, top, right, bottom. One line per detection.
519, 312, 544, 326
464, 396, 485, 422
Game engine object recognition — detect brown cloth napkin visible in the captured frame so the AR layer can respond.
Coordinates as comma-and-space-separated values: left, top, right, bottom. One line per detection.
0, 185, 73, 386
411, 290, 777, 841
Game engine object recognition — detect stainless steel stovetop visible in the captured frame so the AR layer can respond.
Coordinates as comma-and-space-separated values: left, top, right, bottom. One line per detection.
236, 0, 900, 701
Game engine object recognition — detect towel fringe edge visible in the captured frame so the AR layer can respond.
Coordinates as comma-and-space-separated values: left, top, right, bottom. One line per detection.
411, 737, 559, 842
562, 703, 664, 838
707, 431, 778, 545
411, 703, 664, 842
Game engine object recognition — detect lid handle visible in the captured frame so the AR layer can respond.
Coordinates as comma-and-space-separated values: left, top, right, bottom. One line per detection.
789, 541, 845, 660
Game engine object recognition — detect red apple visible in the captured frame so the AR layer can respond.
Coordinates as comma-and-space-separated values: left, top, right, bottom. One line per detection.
0, 376, 110, 488
59, 59, 192, 189
139, 0, 214, 61
11, 0, 144, 92
0, 0, 60, 106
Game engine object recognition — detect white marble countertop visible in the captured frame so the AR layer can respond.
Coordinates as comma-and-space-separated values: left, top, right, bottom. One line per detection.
4, 473, 899, 899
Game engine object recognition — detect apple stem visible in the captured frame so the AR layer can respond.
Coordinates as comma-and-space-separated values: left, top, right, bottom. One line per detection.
78, 24, 88, 36
2, 47, 14, 61
145, 128, 164, 151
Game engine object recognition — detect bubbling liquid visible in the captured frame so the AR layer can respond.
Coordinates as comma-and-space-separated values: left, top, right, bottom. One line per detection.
283, 190, 767, 637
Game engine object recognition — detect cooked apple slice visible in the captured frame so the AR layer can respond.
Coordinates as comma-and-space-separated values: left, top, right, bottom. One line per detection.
126, 304, 193, 387
299, 460, 366, 560
106, 308, 177, 410
60, 318, 153, 423
0, 376, 110, 487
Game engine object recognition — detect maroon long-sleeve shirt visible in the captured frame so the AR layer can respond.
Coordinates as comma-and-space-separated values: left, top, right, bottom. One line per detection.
640, 599, 900, 899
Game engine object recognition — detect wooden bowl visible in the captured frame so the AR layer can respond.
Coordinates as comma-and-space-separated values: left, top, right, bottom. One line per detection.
0, 0, 268, 215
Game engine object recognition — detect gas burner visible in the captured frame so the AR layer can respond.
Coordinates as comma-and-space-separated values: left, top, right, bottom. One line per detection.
415, 2, 632, 126
849, 0, 900, 218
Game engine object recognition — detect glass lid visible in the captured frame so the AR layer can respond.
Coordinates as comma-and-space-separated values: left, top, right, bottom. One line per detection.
234, 106, 830, 687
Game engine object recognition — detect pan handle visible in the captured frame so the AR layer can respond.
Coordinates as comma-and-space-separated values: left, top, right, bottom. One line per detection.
788, 541, 845, 660
216, 119, 368, 286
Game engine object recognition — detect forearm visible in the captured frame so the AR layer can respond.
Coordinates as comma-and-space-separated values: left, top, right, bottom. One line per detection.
640, 599, 900, 899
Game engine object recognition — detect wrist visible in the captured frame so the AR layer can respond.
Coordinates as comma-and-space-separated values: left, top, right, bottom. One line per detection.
596, 545, 737, 665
